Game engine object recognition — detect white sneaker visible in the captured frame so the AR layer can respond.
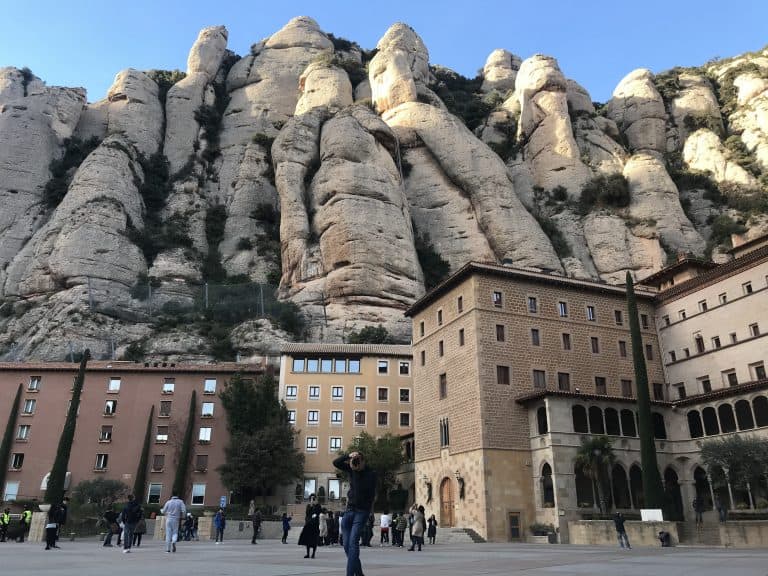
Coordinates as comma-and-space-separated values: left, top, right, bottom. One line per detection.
123, 549, 130, 553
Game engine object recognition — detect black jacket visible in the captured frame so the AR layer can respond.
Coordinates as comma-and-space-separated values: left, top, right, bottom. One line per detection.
333, 454, 377, 511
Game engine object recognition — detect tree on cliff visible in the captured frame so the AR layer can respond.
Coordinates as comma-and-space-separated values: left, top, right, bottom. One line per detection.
172, 391, 196, 499
0, 384, 22, 495
133, 405, 155, 503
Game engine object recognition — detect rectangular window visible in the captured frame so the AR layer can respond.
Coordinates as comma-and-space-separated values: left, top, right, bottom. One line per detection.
679, 310, 687, 320
334, 359, 347, 373
439, 373, 447, 399
684, 348, 690, 357
711, 336, 721, 349
104, 400, 117, 415
497, 365, 511, 386
528, 296, 538, 313
108, 377, 121, 392
27, 376, 41, 391
159, 401, 172, 417
191, 483, 206, 505
590, 337, 600, 354
377, 360, 389, 375
307, 410, 319, 424
614, 310, 623, 325
586, 305, 596, 321
492, 291, 503, 307
332, 386, 343, 400
152, 454, 165, 471
378, 388, 389, 402
331, 410, 343, 424
355, 387, 367, 401
399, 361, 410, 376
645, 343, 654, 360
420, 350, 426, 365
162, 379, 175, 394
723, 370, 738, 387
348, 359, 361, 373
292, 358, 305, 372
287, 410, 296, 424
719, 293, 727, 304
437, 309, 443, 326
203, 378, 217, 394
695, 335, 705, 353
198, 427, 212, 442
286, 386, 298, 400
95, 454, 109, 470
354, 411, 366, 426
496, 324, 505, 342
147, 483, 162, 504
752, 362, 767, 381
100, 425, 113, 442
400, 412, 411, 427
699, 377, 712, 393
307, 359, 319, 373
438, 340, 444, 357
377, 412, 389, 426
330, 437, 342, 452
400, 389, 411, 403
458, 329, 465, 346
328, 478, 341, 500
156, 426, 169, 442
562, 333, 571, 351
306, 436, 318, 450
641, 314, 649, 329
618, 340, 627, 357
531, 328, 540, 346
440, 418, 450, 447
22, 399, 36, 415
621, 379, 632, 397
195, 454, 208, 472
3, 482, 19, 502
750, 323, 760, 337
595, 376, 607, 395
321, 359, 333, 373
11, 453, 24, 470
419, 321, 424, 337
698, 300, 708, 313
743, 282, 753, 294
309, 386, 320, 400
669, 351, 677, 362
663, 315, 670, 326
652, 383, 664, 400
558, 301, 568, 317
557, 372, 570, 391
16, 425, 30, 441
201, 402, 214, 417
676, 385, 687, 400
532, 370, 546, 389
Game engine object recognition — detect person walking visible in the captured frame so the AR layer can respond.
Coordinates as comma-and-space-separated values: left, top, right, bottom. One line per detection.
281, 512, 292, 544
715, 496, 728, 523
251, 507, 262, 544
213, 508, 226, 544
318, 509, 328, 546
102, 506, 119, 547
44, 504, 60, 550
395, 513, 408, 547
161, 491, 187, 553
334, 451, 377, 576
379, 511, 390, 546
121, 494, 141, 553
408, 505, 425, 551
298, 494, 321, 558
693, 496, 705, 527
613, 512, 631, 549
132, 508, 146, 547
427, 514, 438, 545
18, 505, 32, 542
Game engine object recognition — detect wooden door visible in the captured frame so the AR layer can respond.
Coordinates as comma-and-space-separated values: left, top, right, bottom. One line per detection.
508, 512, 522, 541
440, 478, 454, 527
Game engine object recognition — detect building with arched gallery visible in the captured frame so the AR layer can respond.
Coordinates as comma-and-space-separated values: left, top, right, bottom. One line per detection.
406, 234, 768, 543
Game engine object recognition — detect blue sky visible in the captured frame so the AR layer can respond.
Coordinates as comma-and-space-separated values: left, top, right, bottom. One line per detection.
2, 0, 766, 103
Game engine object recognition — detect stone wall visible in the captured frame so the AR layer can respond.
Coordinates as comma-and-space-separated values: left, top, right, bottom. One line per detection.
720, 521, 768, 547
568, 520, 677, 547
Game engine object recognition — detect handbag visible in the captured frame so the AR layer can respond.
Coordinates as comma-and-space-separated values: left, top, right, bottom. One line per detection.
110, 522, 120, 534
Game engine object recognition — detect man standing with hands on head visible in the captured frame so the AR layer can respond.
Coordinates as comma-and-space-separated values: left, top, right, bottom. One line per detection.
334, 450, 376, 576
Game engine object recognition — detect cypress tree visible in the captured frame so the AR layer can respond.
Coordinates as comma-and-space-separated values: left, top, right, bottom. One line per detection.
626, 272, 665, 509
133, 405, 155, 502
0, 384, 23, 494
173, 390, 196, 499
46, 350, 90, 504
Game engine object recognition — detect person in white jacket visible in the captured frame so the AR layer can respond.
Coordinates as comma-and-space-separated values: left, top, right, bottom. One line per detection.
161, 492, 187, 553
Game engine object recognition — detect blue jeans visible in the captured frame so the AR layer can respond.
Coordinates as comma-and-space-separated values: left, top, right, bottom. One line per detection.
123, 523, 136, 550
341, 510, 368, 576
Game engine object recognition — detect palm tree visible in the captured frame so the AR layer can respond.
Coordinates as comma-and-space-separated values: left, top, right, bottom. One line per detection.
574, 436, 616, 513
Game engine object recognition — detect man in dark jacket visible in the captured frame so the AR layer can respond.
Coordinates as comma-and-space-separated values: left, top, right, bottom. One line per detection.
121, 494, 141, 553
613, 512, 631, 549
334, 451, 376, 576
102, 507, 119, 547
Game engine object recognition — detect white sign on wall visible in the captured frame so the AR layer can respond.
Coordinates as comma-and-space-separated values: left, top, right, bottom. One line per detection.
641, 509, 664, 522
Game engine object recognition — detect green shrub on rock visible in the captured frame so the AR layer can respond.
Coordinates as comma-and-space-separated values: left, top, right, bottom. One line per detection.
579, 173, 630, 214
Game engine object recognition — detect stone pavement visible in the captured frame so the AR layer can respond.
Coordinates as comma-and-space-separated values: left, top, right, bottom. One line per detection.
1, 538, 767, 576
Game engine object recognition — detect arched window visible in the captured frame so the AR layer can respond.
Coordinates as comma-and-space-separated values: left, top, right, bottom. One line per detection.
541, 463, 554, 508
589, 406, 605, 434
702, 407, 720, 435
735, 399, 755, 430
605, 408, 620, 436
652, 412, 667, 439
754, 396, 768, 427
574, 463, 595, 508
572, 405, 588, 433
718, 404, 737, 433
694, 466, 713, 510
612, 464, 631, 509
630, 464, 644, 509
537, 406, 549, 435
687, 410, 704, 438
620, 409, 637, 436
664, 467, 684, 521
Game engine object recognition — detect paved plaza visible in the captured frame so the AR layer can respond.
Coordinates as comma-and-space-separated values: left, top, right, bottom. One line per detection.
2, 538, 768, 576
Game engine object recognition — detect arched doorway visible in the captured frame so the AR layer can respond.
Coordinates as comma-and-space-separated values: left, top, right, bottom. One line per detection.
630, 465, 644, 509
440, 478, 454, 527
694, 466, 713, 510
664, 467, 684, 521
612, 464, 631, 509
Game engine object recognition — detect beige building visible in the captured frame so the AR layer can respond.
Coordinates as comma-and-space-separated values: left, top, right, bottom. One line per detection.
406, 262, 663, 542
278, 343, 414, 506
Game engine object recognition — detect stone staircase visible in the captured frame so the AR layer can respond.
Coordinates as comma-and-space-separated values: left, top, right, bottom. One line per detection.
676, 521, 722, 546
435, 527, 486, 544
